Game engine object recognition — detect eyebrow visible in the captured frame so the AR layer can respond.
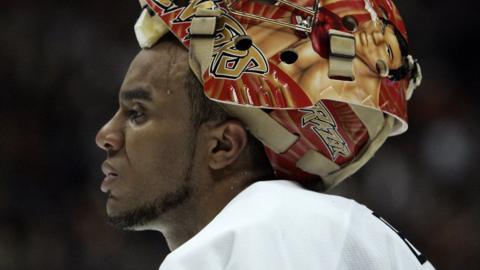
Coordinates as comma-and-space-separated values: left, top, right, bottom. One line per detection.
120, 88, 152, 102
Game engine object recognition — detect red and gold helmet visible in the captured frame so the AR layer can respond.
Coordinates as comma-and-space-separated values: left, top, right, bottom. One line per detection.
134, 0, 422, 190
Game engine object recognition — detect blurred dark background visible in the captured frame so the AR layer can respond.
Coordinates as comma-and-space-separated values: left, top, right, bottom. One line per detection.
0, 0, 478, 269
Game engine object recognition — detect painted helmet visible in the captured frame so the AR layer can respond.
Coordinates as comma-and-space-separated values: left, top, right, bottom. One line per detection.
134, 0, 422, 190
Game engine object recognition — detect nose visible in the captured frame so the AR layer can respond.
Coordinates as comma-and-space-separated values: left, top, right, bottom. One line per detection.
95, 111, 124, 152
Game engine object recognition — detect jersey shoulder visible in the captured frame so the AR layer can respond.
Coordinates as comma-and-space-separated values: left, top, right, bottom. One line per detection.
331, 195, 436, 270
225, 180, 357, 230
161, 180, 357, 270
160, 180, 436, 270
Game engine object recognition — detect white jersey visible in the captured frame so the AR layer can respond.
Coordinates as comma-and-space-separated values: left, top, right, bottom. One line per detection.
159, 180, 435, 270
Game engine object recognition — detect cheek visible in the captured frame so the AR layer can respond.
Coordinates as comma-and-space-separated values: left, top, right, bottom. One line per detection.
124, 124, 194, 192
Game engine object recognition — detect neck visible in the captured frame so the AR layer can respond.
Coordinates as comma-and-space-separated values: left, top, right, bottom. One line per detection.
141, 171, 267, 251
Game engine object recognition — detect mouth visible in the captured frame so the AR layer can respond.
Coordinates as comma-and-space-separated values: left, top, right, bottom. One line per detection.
107, 191, 116, 200
101, 162, 119, 193
101, 172, 119, 193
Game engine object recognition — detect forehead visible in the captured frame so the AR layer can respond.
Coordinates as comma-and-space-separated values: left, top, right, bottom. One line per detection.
120, 40, 191, 102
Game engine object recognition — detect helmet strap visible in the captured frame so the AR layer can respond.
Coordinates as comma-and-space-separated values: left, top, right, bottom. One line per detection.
319, 114, 394, 190
188, 4, 221, 83
220, 104, 299, 154
328, 29, 356, 81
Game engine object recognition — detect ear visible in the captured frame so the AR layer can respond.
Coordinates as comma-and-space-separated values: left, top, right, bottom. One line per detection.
206, 119, 248, 170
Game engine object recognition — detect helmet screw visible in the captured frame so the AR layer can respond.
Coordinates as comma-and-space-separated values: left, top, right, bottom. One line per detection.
297, 18, 310, 29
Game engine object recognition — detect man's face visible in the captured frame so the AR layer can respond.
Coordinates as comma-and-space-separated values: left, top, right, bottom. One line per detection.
95, 42, 196, 229
355, 20, 403, 76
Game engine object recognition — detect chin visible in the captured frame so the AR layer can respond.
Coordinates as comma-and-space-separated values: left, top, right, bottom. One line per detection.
105, 200, 163, 231
105, 197, 125, 217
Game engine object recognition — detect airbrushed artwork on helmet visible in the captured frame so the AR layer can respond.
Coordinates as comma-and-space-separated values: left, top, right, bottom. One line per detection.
299, 102, 351, 160
264, 99, 369, 182
209, 13, 269, 79
143, 0, 411, 130
140, 0, 419, 187
226, 0, 411, 132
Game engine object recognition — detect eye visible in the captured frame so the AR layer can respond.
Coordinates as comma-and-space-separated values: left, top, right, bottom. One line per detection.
127, 105, 146, 125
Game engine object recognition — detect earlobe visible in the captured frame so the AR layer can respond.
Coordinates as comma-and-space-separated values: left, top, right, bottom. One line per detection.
208, 120, 248, 170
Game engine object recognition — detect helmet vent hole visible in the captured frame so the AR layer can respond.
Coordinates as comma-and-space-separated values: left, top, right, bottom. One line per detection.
280, 49, 298, 64
342, 16, 358, 32
234, 35, 253, 51
171, 0, 189, 7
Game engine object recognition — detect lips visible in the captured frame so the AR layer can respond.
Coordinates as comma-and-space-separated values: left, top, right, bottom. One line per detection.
101, 162, 119, 193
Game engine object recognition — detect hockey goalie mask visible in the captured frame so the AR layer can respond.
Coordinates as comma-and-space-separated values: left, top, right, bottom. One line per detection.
134, 0, 422, 190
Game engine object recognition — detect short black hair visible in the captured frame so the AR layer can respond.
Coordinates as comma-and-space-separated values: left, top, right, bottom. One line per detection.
158, 32, 272, 175
184, 71, 230, 130
183, 70, 273, 174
